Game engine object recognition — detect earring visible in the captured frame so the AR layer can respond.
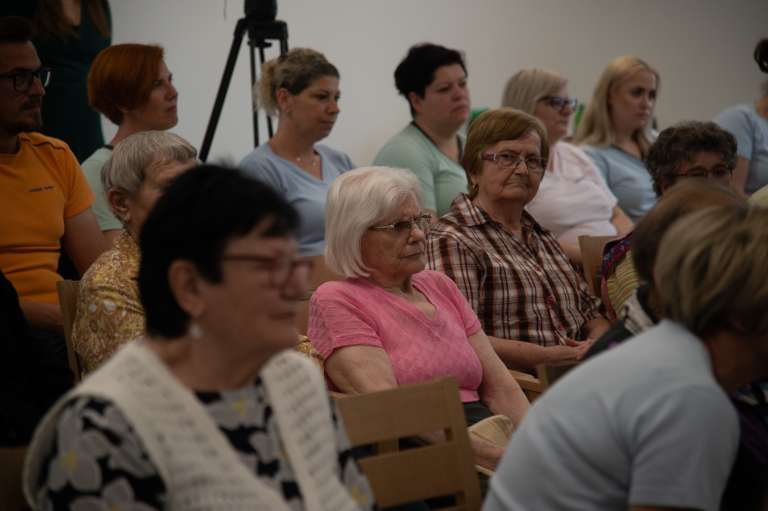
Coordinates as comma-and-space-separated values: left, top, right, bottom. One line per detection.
188, 322, 204, 339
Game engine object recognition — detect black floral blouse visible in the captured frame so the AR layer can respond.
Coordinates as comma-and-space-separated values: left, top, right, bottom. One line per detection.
38, 377, 374, 510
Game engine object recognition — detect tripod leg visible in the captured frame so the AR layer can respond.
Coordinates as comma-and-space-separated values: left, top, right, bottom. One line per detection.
200, 18, 247, 162
256, 45, 274, 138
248, 37, 261, 147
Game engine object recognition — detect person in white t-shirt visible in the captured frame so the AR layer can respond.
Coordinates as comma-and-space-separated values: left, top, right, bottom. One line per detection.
502, 68, 633, 263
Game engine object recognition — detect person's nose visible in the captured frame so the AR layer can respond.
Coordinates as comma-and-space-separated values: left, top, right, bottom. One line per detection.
166, 82, 178, 100
328, 97, 340, 115
28, 75, 46, 97
281, 261, 310, 301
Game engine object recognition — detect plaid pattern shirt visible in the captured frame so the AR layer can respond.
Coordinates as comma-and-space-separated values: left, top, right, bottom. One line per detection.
426, 194, 602, 347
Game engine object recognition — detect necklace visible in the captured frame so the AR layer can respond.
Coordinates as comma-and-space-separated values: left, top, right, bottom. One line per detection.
295, 152, 318, 166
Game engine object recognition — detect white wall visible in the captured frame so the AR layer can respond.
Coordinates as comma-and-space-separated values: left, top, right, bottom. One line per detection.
108, 0, 767, 165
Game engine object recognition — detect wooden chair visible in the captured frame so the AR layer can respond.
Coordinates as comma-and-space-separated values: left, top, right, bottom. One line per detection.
56, 279, 83, 383
335, 378, 482, 510
0, 446, 28, 511
295, 255, 342, 335
578, 235, 617, 296
510, 362, 578, 403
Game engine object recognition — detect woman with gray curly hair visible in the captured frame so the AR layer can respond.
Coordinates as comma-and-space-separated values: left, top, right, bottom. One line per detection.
309, 166, 529, 471
487, 202, 768, 511
240, 48, 354, 256
72, 130, 197, 374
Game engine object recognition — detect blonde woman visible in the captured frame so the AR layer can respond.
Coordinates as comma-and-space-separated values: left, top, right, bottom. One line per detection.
502, 69, 632, 262
574, 56, 660, 222
239, 48, 353, 256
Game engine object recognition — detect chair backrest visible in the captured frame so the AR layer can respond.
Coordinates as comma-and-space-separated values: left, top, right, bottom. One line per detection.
578, 235, 617, 296
0, 446, 27, 511
536, 362, 577, 390
335, 378, 482, 510
295, 255, 342, 335
56, 279, 82, 383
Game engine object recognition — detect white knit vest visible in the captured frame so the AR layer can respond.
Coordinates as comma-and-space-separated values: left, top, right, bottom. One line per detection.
24, 342, 362, 511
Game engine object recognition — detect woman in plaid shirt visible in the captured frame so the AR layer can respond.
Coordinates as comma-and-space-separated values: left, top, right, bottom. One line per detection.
427, 108, 609, 372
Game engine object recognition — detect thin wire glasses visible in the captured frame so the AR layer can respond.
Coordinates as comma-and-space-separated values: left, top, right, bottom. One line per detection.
675, 165, 733, 183
0, 67, 51, 92
539, 95, 578, 112
370, 213, 432, 236
481, 152, 547, 175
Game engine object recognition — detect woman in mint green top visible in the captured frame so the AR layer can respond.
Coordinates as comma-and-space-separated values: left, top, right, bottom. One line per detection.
374, 43, 470, 216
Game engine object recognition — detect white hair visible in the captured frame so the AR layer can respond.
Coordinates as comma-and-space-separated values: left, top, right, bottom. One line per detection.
325, 167, 422, 278
101, 130, 197, 200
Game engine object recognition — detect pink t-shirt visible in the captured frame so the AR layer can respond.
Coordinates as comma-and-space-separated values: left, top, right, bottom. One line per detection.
309, 270, 483, 402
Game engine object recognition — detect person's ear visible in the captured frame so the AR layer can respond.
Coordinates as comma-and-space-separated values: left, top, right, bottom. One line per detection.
167, 259, 207, 320
275, 87, 293, 115
408, 91, 424, 116
107, 188, 131, 224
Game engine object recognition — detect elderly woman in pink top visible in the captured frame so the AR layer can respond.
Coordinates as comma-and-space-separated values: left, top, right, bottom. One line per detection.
308, 166, 529, 470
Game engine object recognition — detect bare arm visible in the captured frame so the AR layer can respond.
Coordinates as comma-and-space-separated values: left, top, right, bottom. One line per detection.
61, 209, 110, 275
468, 330, 528, 424
324, 345, 398, 395
19, 300, 62, 333
731, 156, 750, 194
103, 229, 123, 246
610, 206, 634, 236
487, 336, 589, 371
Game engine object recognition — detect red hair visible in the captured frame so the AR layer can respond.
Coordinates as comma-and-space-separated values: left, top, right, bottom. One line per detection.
87, 43, 165, 125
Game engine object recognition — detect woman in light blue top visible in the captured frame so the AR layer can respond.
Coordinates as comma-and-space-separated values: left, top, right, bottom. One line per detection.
240, 48, 353, 256
574, 56, 661, 222
713, 38, 768, 195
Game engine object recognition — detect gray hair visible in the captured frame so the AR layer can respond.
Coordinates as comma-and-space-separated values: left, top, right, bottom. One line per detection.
325, 167, 422, 278
655, 204, 768, 339
101, 131, 197, 203
501, 68, 567, 115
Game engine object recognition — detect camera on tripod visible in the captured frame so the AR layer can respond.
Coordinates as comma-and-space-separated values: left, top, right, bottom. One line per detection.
200, 0, 288, 161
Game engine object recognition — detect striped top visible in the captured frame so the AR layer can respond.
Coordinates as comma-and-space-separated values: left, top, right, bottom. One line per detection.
426, 194, 601, 346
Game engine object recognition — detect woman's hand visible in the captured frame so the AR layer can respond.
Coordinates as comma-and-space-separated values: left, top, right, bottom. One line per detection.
324, 345, 398, 395
544, 339, 592, 363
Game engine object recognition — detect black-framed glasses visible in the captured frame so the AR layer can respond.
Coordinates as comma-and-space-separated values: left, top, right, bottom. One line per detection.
0, 67, 51, 92
539, 95, 578, 112
675, 166, 733, 182
481, 152, 546, 175
221, 253, 313, 294
370, 213, 431, 236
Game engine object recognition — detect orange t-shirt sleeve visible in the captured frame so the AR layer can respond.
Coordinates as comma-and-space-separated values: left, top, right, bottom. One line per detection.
59, 147, 95, 219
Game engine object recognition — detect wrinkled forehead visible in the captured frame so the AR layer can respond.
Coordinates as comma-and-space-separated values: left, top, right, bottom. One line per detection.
0, 41, 40, 74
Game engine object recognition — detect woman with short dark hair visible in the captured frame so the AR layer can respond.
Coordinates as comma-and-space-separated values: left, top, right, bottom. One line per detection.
24, 165, 373, 510
374, 43, 470, 217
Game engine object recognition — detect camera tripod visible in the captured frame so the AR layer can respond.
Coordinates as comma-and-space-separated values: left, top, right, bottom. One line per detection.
199, 17, 288, 162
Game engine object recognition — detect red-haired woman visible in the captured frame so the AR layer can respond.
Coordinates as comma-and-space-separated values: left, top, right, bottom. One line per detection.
81, 43, 179, 243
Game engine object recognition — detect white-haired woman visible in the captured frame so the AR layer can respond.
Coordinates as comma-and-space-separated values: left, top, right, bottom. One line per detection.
502, 69, 633, 262
574, 56, 660, 222
72, 131, 197, 374
308, 167, 529, 471
240, 48, 354, 256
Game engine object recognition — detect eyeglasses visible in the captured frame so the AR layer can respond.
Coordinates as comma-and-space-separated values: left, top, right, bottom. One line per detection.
675, 166, 733, 182
221, 253, 313, 296
481, 152, 546, 175
370, 213, 431, 236
539, 95, 578, 112
0, 67, 51, 93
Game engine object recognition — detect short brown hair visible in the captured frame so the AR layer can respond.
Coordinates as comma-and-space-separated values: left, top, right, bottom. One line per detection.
631, 180, 744, 285
645, 121, 738, 196
462, 107, 549, 198
655, 204, 768, 339
88, 43, 165, 125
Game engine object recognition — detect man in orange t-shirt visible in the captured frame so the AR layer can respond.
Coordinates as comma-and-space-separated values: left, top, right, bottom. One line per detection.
0, 17, 107, 335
